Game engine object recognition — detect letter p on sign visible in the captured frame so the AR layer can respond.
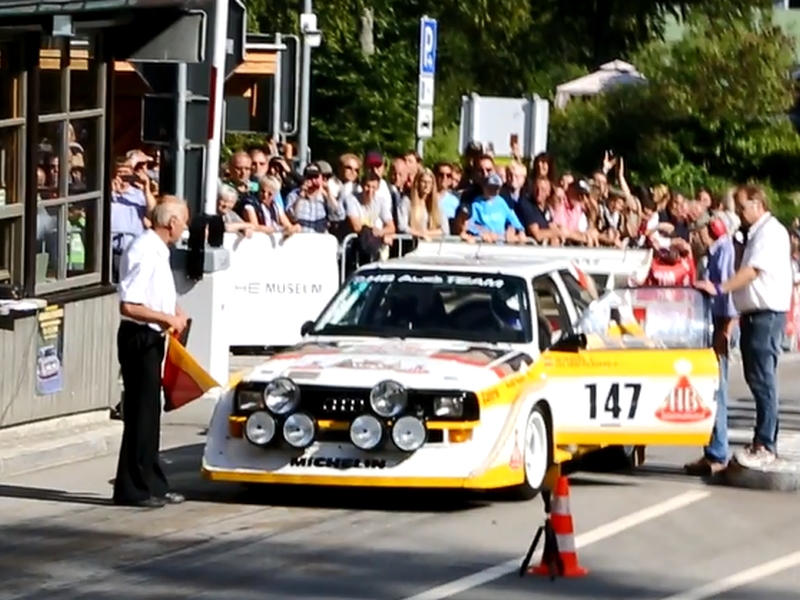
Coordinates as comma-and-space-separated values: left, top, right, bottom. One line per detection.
419, 17, 437, 76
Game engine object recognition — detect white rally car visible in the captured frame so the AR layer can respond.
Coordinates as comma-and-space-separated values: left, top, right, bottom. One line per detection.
202, 242, 719, 498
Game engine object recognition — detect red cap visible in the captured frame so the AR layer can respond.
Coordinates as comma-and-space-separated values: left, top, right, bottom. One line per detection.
709, 218, 726, 238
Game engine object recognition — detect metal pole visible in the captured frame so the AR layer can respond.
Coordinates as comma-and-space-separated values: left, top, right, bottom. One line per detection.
297, 0, 312, 171
175, 62, 188, 199
272, 32, 283, 141
415, 138, 424, 160
203, 0, 230, 215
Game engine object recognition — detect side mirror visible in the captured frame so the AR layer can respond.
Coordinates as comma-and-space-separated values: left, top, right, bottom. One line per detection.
300, 320, 314, 336
549, 332, 587, 353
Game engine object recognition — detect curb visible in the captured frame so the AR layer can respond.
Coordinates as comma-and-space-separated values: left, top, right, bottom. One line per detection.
0, 411, 122, 479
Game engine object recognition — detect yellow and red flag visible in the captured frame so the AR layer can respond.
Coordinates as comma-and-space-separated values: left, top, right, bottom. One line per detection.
162, 333, 220, 412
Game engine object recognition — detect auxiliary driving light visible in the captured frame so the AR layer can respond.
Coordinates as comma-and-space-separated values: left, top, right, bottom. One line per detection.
264, 377, 300, 415
391, 415, 426, 452
282, 412, 316, 449
244, 411, 276, 446
433, 396, 464, 418
370, 380, 407, 418
349, 414, 384, 450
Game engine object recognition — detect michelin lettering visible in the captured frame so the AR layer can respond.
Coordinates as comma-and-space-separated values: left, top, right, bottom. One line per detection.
234, 282, 324, 295
290, 456, 388, 469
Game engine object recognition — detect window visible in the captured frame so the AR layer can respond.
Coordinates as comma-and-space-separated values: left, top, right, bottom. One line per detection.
313, 270, 532, 345
532, 275, 572, 350
0, 41, 24, 287
558, 268, 595, 313
0, 218, 22, 284
37, 35, 105, 290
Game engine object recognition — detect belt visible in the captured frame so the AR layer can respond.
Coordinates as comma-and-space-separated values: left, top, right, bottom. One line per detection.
120, 318, 166, 336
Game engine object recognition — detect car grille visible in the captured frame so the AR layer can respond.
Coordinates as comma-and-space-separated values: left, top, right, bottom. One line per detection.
297, 385, 479, 421
233, 381, 479, 421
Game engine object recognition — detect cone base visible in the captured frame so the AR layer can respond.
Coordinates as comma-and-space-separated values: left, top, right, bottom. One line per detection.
529, 562, 589, 578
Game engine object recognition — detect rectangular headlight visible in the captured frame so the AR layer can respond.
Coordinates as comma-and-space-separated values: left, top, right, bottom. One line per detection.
433, 396, 464, 418
236, 389, 264, 412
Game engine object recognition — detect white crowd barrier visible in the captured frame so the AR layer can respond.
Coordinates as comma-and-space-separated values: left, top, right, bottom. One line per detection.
223, 232, 340, 347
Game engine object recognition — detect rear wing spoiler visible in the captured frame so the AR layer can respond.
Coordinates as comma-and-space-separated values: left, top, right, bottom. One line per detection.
409, 241, 653, 286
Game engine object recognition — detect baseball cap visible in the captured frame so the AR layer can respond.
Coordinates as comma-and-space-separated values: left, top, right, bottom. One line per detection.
314, 160, 333, 176
303, 164, 322, 179
364, 151, 384, 168
484, 172, 503, 187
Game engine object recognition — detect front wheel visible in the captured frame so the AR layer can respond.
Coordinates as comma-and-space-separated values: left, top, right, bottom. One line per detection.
511, 404, 552, 500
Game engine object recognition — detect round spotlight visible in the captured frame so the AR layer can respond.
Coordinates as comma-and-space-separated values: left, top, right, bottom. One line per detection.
282, 412, 316, 449
350, 414, 384, 451
391, 415, 427, 452
369, 380, 407, 418
264, 377, 300, 415
244, 411, 276, 446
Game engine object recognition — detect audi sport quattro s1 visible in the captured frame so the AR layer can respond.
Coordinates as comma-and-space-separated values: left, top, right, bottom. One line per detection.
201, 242, 719, 498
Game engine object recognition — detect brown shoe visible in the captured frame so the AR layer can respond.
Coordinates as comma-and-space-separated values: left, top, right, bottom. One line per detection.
684, 457, 727, 476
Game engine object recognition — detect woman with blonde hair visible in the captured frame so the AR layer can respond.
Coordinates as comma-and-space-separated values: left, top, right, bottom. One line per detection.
397, 168, 449, 239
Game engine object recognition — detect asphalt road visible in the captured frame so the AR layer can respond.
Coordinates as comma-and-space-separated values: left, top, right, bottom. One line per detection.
1, 356, 799, 600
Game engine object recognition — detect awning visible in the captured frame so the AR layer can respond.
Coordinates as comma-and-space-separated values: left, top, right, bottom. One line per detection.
0, 0, 207, 17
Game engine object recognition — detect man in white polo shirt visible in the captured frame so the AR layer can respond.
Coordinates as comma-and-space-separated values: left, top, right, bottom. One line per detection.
696, 184, 792, 463
114, 196, 189, 508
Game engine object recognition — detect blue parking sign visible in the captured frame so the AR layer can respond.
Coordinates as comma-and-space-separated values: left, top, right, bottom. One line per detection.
419, 17, 437, 76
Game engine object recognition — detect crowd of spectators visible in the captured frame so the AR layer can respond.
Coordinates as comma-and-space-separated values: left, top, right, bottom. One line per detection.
108, 137, 800, 291
211, 141, 773, 287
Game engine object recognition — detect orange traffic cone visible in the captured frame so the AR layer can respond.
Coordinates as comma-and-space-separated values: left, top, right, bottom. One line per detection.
530, 476, 588, 578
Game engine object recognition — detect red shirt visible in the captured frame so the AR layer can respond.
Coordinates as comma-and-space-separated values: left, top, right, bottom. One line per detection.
646, 255, 696, 287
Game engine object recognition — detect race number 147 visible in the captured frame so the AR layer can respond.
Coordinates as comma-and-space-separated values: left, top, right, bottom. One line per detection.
586, 382, 642, 420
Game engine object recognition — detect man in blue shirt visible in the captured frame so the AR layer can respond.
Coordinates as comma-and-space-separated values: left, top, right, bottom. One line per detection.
460, 173, 526, 243
685, 215, 737, 476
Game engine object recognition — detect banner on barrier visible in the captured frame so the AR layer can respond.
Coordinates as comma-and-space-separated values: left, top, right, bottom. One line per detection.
223, 232, 340, 347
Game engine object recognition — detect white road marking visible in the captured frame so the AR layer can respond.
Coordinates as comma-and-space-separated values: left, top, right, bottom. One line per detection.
397, 489, 711, 600
658, 550, 800, 600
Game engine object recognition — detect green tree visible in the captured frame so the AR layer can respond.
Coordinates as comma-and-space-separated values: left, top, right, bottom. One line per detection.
240, 0, 774, 163
550, 9, 800, 205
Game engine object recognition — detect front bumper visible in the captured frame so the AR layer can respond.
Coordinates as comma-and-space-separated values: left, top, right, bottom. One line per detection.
201, 393, 526, 490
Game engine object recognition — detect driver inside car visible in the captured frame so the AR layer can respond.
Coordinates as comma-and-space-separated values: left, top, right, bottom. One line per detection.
489, 291, 523, 332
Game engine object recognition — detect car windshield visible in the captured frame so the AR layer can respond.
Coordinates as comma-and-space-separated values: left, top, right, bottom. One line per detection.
577, 286, 712, 349
312, 269, 533, 344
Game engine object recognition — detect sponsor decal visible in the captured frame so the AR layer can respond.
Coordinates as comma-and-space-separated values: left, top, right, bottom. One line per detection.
541, 353, 620, 369
509, 431, 523, 470
655, 359, 711, 423
352, 272, 506, 288
290, 456, 388, 469
332, 358, 429, 374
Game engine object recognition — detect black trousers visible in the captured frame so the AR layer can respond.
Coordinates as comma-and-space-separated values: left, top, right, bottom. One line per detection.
113, 321, 169, 503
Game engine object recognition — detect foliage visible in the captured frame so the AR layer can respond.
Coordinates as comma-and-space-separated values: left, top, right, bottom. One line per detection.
239, 0, 797, 223
549, 11, 800, 209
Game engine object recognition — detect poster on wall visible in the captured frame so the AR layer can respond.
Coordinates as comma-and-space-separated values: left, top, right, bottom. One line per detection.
35, 304, 64, 396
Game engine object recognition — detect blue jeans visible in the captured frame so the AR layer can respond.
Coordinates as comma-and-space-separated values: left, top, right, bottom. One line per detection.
739, 311, 786, 453
705, 352, 729, 463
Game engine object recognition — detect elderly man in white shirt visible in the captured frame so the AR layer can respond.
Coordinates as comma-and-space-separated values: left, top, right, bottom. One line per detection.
114, 196, 189, 508
695, 184, 792, 463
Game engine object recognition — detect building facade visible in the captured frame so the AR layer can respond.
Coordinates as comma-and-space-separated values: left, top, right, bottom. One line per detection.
0, 0, 210, 427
